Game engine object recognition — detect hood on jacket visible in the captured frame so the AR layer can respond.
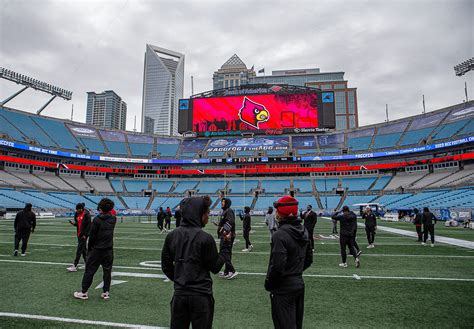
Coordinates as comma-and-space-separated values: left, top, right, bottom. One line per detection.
279, 220, 309, 245
97, 212, 116, 224
221, 198, 232, 210
180, 197, 208, 227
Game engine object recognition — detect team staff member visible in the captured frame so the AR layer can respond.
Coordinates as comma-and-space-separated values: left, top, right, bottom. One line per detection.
174, 206, 182, 227
265, 196, 313, 329
67, 203, 91, 272
332, 206, 360, 268
239, 206, 253, 252
422, 207, 437, 247
218, 198, 237, 279
413, 208, 423, 242
362, 206, 377, 248
300, 205, 317, 251
74, 198, 116, 300
13, 203, 36, 257
161, 196, 231, 329
157, 207, 165, 233
165, 207, 172, 230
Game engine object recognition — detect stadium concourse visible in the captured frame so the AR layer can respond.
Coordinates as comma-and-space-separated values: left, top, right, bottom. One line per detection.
0, 101, 473, 327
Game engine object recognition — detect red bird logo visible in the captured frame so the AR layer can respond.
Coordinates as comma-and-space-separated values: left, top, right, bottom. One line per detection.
238, 97, 270, 129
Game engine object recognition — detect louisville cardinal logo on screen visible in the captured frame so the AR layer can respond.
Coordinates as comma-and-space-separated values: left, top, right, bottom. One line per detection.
238, 97, 270, 129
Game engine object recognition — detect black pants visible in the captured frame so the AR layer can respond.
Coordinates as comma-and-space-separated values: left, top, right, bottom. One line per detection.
415, 225, 423, 241
243, 229, 252, 249
14, 230, 31, 254
74, 237, 88, 267
332, 220, 338, 234
157, 219, 163, 231
220, 237, 235, 274
340, 234, 358, 263
306, 228, 315, 250
170, 294, 214, 329
365, 226, 376, 245
165, 219, 171, 230
81, 248, 113, 293
270, 288, 305, 329
424, 224, 435, 244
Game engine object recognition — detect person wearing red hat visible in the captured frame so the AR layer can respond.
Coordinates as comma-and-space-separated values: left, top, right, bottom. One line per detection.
265, 195, 313, 329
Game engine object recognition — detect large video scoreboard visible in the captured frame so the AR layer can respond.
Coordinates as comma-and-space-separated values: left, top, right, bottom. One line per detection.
178, 86, 335, 136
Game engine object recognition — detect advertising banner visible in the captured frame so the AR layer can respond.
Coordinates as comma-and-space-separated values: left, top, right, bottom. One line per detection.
99, 130, 126, 142
292, 136, 317, 149
67, 124, 98, 139
206, 137, 289, 152
180, 139, 209, 153
192, 93, 318, 133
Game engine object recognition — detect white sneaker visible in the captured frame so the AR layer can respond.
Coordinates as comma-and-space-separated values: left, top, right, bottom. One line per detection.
226, 272, 238, 280
421, 242, 426, 246
67, 265, 78, 272
431, 243, 434, 248
101, 292, 110, 300
73, 291, 88, 300
248, 245, 253, 252
366, 245, 372, 249
218, 272, 227, 278
355, 258, 361, 268
241, 248, 249, 252
20, 253, 26, 257
339, 263, 348, 268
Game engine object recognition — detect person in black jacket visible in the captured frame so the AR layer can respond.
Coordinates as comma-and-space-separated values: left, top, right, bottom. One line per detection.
67, 203, 91, 272
332, 206, 360, 268
161, 196, 230, 329
413, 208, 423, 242
74, 198, 116, 300
239, 206, 253, 252
13, 203, 36, 257
422, 207, 437, 247
362, 206, 377, 248
217, 198, 237, 279
165, 207, 172, 230
265, 195, 313, 329
174, 206, 182, 227
157, 207, 165, 233
300, 205, 317, 251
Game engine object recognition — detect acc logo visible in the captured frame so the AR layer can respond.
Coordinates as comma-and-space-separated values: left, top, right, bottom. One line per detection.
238, 97, 270, 129
72, 127, 95, 134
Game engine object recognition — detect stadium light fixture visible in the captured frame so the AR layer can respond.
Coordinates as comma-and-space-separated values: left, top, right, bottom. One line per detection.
454, 58, 474, 76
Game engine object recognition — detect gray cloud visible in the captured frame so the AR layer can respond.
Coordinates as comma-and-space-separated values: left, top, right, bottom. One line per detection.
1, 0, 472, 129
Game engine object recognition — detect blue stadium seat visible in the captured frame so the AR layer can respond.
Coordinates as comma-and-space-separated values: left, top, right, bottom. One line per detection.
431, 119, 470, 140
341, 177, 376, 191
31, 116, 80, 150
196, 181, 226, 194
254, 196, 277, 210
129, 143, 153, 156
79, 138, 105, 153
173, 181, 199, 193
343, 195, 377, 209
293, 180, 313, 193
110, 179, 123, 192
157, 143, 179, 157
347, 136, 372, 151
104, 141, 128, 155
458, 120, 474, 136
371, 176, 392, 190
320, 196, 341, 210
314, 179, 339, 192
124, 180, 148, 192
49, 192, 97, 210
372, 132, 403, 149
0, 109, 26, 142
85, 195, 125, 209
122, 196, 150, 209
227, 180, 259, 194
398, 127, 434, 146
261, 180, 291, 193
152, 181, 174, 193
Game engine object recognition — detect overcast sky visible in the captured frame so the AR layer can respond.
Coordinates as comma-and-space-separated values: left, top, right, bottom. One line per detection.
1, 0, 472, 131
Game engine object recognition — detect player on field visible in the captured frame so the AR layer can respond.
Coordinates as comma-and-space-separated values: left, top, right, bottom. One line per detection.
332, 206, 360, 268
265, 206, 277, 240
13, 203, 36, 257
421, 207, 437, 247
161, 196, 231, 329
413, 208, 423, 242
67, 203, 91, 272
217, 198, 238, 279
157, 207, 165, 233
300, 205, 317, 252
265, 195, 313, 329
165, 206, 172, 230
362, 206, 377, 248
74, 198, 116, 300
239, 206, 253, 252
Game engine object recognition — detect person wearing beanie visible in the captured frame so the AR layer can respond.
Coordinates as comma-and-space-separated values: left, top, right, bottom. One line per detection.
265, 196, 313, 329
217, 198, 237, 279
422, 207, 437, 247
67, 203, 91, 272
300, 204, 317, 251
239, 206, 253, 252
13, 203, 36, 257
413, 208, 423, 242
74, 198, 116, 301
332, 206, 360, 268
161, 196, 231, 329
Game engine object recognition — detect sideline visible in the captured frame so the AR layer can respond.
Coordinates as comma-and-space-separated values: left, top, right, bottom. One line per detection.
0, 312, 166, 329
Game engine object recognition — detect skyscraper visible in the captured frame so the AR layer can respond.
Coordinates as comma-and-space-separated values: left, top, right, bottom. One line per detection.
213, 54, 256, 90
86, 90, 127, 130
141, 44, 184, 136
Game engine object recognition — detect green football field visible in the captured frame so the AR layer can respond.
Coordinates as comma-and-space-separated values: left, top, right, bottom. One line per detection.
1, 216, 473, 328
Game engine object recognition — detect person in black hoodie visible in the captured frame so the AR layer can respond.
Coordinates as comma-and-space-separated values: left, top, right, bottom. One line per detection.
217, 198, 237, 279
161, 196, 230, 329
67, 203, 91, 272
239, 206, 253, 252
413, 208, 423, 242
422, 207, 437, 247
300, 205, 317, 251
74, 198, 116, 300
165, 207, 172, 230
362, 206, 377, 248
157, 207, 165, 233
332, 206, 360, 268
13, 203, 36, 257
265, 195, 313, 329
174, 205, 182, 227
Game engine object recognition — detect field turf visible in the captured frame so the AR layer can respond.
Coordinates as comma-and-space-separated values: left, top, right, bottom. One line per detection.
1, 216, 473, 328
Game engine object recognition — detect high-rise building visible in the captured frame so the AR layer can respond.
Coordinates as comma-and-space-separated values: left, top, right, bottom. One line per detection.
213, 54, 256, 90
141, 44, 184, 136
86, 90, 127, 130
250, 68, 358, 130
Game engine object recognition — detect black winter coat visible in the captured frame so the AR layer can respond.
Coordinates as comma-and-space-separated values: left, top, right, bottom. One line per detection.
88, 213, 116, 250
422, 211, 437, 226
14, 209, 36, 233
240, 213, 251, 232
362, 212, 377, 227
301, 210, 317, 232
331, 211, 358, 236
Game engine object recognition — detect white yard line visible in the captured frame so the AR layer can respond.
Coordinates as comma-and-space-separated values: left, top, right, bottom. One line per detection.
0, 241, 162, 251
0, 312, 166, 329
0, 259, 161, 271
